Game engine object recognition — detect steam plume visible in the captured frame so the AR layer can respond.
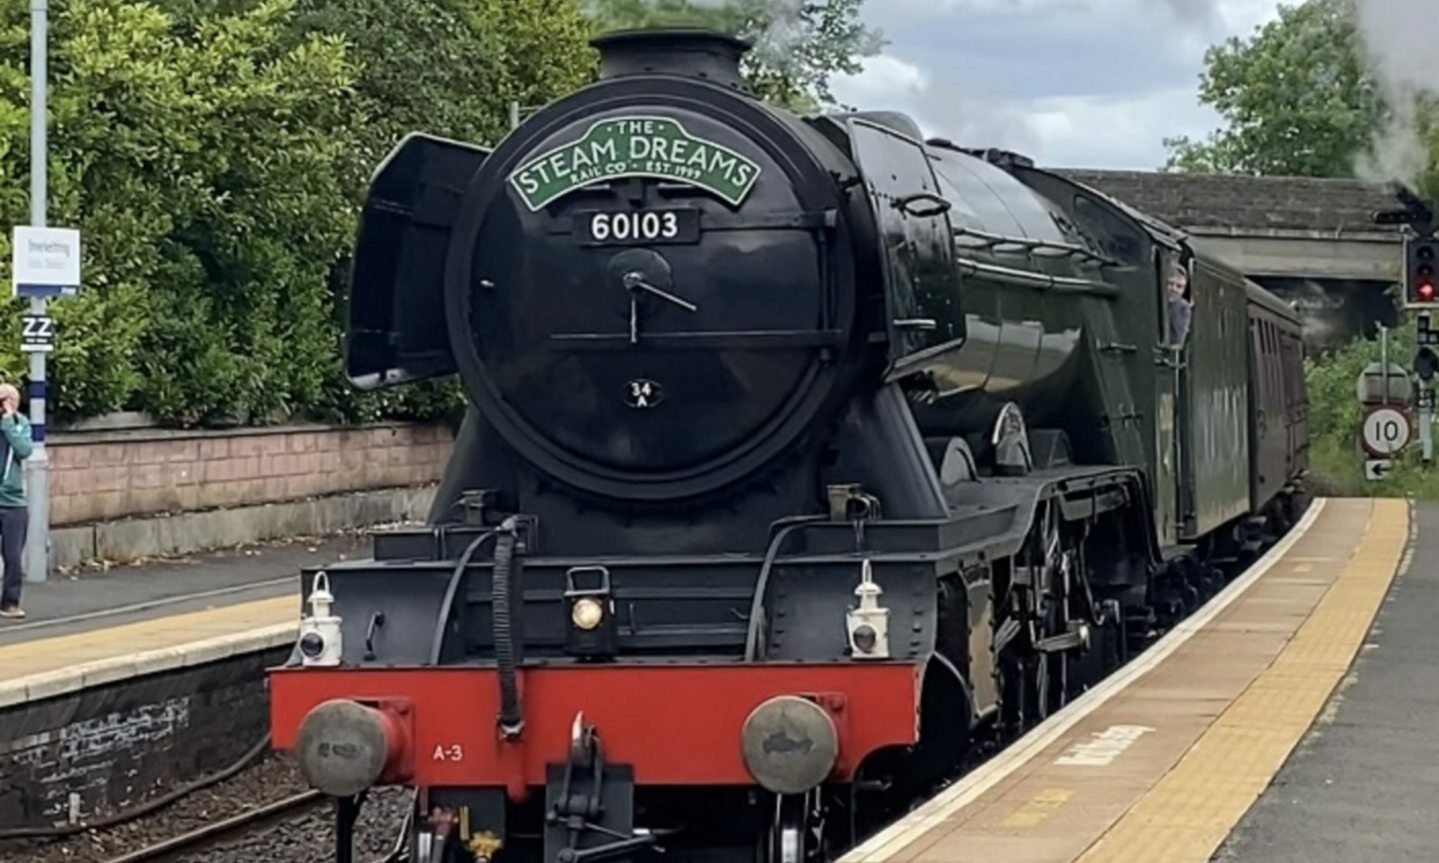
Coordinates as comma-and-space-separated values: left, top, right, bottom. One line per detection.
1354, 0, 1438, 187
586, 0, 818, 72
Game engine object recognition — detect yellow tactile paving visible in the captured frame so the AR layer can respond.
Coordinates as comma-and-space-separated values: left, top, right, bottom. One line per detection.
1073, 498, 1407, 863
0, 594, 295, 682
849, 497, 1407, 863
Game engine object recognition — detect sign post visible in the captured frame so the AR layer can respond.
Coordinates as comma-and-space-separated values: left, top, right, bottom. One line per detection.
1360, 404, 1413, 481
16, 0, 61, 583
1356, 360, 1414, 481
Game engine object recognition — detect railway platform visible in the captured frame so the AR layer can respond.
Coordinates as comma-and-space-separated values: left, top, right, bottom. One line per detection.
0, 535, 344, 832
843, 496, 1416, 863
0, 535, 350, 704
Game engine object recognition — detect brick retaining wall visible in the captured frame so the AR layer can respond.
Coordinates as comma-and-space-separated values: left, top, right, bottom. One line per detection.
46, 422, 455, 526
0, 647, 289, 829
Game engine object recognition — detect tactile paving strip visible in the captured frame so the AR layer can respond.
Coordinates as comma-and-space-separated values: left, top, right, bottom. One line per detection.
1074, 498, 1408, 863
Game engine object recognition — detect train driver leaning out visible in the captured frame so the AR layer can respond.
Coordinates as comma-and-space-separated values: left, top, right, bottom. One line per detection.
1167, 263, 1193, 348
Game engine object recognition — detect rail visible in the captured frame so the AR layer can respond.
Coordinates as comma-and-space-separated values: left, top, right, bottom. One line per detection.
102, 791, 325, 863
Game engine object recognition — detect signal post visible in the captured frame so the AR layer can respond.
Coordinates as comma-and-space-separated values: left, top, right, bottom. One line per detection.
1376, 188, 1439, 467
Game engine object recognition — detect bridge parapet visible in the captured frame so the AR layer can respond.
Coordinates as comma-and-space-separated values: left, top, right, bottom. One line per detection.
1050, 170, 1407, 347
1055, 170, 1399, 234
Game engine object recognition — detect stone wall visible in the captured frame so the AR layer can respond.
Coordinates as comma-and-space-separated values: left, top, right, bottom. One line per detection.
47, 422, 455, 527
1053, 169, 1400, 235
0, 648, 288, 829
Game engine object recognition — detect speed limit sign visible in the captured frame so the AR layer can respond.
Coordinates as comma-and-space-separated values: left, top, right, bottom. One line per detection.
1362, 405, 1412, 457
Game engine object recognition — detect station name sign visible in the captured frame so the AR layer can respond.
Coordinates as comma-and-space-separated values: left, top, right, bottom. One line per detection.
11, 226, 81, 298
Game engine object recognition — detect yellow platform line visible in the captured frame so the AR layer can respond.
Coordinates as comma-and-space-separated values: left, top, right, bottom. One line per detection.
1073, 498, 1410, 863
0, 595, 298, 703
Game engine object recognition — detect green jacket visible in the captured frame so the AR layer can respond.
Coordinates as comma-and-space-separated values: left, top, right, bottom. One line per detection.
0, 414, 33, 507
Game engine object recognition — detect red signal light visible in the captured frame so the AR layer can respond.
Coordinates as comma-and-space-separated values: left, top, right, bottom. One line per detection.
1421, 282, 1436, 302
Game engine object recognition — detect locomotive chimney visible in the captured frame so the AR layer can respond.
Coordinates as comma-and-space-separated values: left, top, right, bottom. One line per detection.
591, 28, 752, 93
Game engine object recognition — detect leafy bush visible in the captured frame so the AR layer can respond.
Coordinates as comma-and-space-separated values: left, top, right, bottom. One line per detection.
0, 0, 594, 427
1303, 305, 1439, 497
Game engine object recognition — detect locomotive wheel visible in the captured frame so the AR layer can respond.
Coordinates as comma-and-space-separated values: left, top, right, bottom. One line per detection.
1000, 499, 1093, 731
765, 790, 826, 863
1032, 500, 1091, 718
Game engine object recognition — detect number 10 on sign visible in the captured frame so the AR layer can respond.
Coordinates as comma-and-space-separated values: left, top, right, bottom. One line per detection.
1362, 406, 1412, 457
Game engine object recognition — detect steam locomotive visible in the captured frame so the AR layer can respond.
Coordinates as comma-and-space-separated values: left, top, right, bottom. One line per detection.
267, 28, 1308, 863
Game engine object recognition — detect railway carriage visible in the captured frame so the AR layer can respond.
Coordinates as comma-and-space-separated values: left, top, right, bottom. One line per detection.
266, 29, 1308, 863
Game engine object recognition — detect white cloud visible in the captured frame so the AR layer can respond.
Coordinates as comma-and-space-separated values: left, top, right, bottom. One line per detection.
1024, 86, 1223, 168
831, 53, 1045, 156
833, 54, 1219, 168
1217, 0, 1283, 34
831, 54, 929, 103
826, 0, 1286, 168
881, 0, 1086, 13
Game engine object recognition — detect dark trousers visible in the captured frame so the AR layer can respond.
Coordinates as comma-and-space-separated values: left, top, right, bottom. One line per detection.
0, 507, 26, 607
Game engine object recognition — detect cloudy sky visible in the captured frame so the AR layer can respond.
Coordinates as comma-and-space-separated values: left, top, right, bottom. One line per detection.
829, 0, 1285, 170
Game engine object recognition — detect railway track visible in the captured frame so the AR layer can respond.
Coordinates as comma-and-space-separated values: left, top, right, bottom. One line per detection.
99, 786, 415, 863
84, 511, 1295, 863
102, 791, 324, 863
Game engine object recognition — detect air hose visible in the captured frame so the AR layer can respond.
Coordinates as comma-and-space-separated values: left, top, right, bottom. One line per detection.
493, 516, 525, 738
424, 519, 524, 738
428, 530, 498, 665
743, 516, 827, 661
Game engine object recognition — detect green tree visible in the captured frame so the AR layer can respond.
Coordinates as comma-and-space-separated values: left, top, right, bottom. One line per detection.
0, 0, 598, 426
1163, 0, 1386, 176
273, 0, 597, 422
0, 0, 358, 422
279, 0, 595, 172
583, 0, 883, 110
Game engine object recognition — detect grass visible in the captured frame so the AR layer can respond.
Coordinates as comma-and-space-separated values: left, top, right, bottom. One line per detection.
1304, 319, 1439, 498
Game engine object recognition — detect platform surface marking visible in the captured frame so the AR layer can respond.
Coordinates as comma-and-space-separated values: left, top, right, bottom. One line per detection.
843, 497, 1405, 863
1072, 497, 1406, 862
0, 595, 296, 706
1213, 501, 1435, 862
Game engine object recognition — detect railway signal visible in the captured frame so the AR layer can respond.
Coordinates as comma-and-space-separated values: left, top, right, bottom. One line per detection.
1375, 185, 1439, 466
1417, 315, 1439, 465
1407, 235, 1439, 308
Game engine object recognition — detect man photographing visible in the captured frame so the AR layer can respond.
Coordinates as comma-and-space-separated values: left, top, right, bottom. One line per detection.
0, 384, 34, 619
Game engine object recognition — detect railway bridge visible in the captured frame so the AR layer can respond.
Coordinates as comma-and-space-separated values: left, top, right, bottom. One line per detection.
1056, 170, 1403, 351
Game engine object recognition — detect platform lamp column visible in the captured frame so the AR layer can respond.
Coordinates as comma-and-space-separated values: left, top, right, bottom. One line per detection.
25, 0, 51, 583
15, 0, 79, 584
508, 100, 541, 131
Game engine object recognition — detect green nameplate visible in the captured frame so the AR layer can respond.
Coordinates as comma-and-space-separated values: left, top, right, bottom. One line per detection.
508, 116, 763, 211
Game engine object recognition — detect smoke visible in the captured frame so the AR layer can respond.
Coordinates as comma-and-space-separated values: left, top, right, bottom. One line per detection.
1354, 0, 1439, 186
586, 0, 838, 71
701, 0, 807, 70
